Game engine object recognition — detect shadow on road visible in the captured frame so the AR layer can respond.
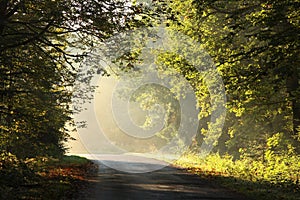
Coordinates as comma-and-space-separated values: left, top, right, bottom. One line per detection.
75, 154, 248, 200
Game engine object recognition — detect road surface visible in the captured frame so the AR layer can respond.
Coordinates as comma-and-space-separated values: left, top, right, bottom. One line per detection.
75, 154, 248, 200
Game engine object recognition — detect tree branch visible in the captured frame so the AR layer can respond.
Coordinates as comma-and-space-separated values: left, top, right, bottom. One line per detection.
0, 18, 54, 52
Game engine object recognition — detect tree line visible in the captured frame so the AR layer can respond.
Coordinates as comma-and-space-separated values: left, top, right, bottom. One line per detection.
0, 0, 299, 163
0, 0, 140, 158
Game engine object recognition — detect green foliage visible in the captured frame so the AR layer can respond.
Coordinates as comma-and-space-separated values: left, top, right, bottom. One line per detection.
0, 0, 141, 158
161, 0, 300, 158
0, 154, 94, 199
102, 0, 299, 159
0, 0, 298, 197
176, 152, 300, 200
0, 151, 35, 186
47, 155, 90, 167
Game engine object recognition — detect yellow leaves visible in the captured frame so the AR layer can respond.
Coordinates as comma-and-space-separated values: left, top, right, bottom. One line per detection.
0, 125, 9, 132
230, 102, 245, 117
228, 128, 235, 138
261, 3, 273, 10
245, 4, 272, 25
277, 107, 282, 114
39, 110, 47, 117
288, 9, 300, 28
245, 90, 252, 96
265, 149, 274, 162
267, 132, 283, 149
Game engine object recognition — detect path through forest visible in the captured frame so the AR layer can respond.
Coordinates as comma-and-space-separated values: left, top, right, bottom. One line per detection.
75, 154, 249, 200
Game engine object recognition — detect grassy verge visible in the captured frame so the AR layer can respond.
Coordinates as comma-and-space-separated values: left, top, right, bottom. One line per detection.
174, 153, 300, 200
0, 154, 98, 199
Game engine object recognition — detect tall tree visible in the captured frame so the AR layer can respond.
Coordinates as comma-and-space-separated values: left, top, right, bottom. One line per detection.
0, 0, 138, 158
158, 0, 299, 157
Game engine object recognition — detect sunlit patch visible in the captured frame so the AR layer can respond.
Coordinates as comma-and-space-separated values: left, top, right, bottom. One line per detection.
72, 22, 226, 173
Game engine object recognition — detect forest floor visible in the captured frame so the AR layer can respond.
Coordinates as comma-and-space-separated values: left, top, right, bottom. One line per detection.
3, 154, 298, 199
0, 155, 98, 199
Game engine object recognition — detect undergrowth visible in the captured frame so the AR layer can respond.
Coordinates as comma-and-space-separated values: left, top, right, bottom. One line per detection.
175, 152, 300, 200
0, 152, 96, 199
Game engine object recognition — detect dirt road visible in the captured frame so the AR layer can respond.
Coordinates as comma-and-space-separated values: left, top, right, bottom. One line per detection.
75, 154, 248, 200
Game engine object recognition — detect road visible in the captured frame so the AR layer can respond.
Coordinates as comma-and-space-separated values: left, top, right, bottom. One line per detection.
75, 154, 248, 200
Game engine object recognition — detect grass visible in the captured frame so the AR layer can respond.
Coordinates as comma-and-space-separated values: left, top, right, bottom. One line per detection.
45, 155, 91, 167
174, 153, 300, 200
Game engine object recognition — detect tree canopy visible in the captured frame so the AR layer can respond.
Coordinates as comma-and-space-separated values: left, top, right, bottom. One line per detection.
0, 0, 299, 162
155, 0, 300, 158
0, 0, 139, 158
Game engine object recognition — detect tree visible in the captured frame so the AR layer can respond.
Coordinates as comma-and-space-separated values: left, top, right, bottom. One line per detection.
156, 0, 300, 157
0, 0, 139, 158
